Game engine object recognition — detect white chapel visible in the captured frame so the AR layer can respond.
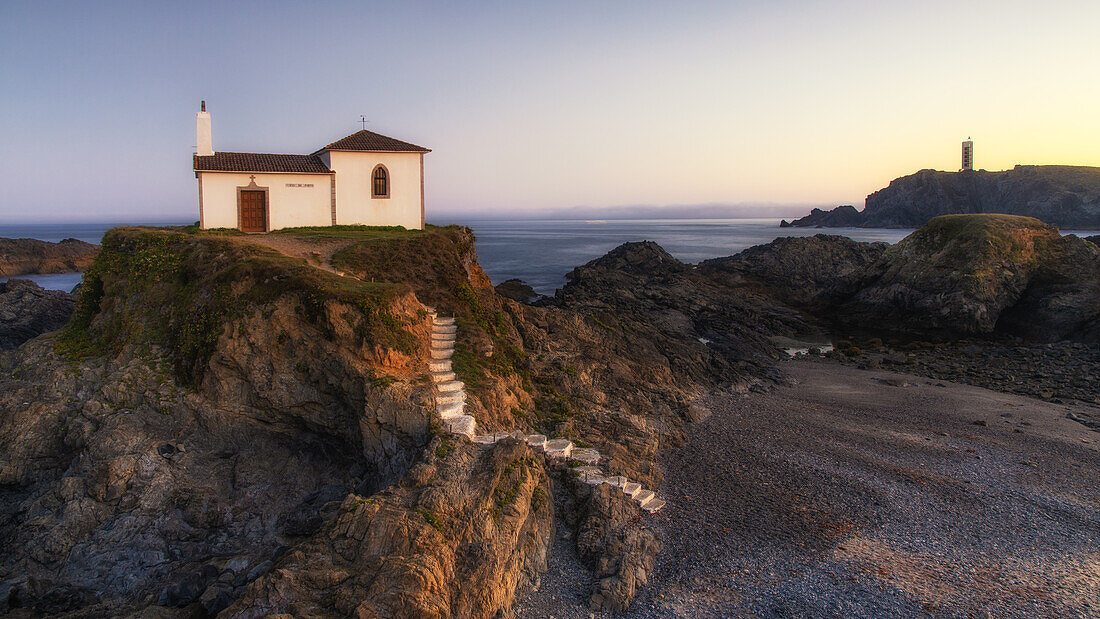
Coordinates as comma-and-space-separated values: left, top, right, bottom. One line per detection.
193, 102, 430, 232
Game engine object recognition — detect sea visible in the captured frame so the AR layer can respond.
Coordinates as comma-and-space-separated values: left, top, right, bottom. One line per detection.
3, 219, 1096, 296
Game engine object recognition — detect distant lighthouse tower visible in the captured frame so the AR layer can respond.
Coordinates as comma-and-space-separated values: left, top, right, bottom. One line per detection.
961, 138, 974, 171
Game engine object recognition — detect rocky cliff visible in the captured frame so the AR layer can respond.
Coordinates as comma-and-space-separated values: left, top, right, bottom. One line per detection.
0, 227, 489, 616
0, 237, 100, 277
784, 165, 1100, 229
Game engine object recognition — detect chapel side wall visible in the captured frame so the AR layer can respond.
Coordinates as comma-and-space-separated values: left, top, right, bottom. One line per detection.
328, 151, 423, 230
199, 172, 333, 230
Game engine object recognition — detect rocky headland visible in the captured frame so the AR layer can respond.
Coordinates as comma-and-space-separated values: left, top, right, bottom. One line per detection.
782, 165, 1100, 229
1, 214, 1097, 616
0, 237, 100, 277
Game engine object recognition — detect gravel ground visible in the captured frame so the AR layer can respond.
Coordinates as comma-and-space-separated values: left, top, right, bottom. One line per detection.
519, 358, 1100, 617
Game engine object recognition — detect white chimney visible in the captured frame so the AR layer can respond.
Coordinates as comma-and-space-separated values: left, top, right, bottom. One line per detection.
196, 100, 213, 156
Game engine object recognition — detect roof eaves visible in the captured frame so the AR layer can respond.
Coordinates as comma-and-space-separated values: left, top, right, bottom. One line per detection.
312, 146, 431, 155
194, 169, 335, 175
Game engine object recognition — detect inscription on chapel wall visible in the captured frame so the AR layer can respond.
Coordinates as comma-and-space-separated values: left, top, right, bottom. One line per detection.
285, 183, 314, 188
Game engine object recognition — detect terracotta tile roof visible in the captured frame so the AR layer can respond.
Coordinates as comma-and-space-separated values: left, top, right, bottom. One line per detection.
316, 130, 431, 154
193, 152, 332, 174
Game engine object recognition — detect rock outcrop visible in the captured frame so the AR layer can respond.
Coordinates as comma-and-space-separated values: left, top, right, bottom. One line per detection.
550, 241, 814, 373
0, 278, 75, 349
784, 165, 1100, 229
699, 234, 889, 307
837, 214, 1100, 341
779, 205, 862, 228
495, 278, 539, 303
0, 237, 100, 276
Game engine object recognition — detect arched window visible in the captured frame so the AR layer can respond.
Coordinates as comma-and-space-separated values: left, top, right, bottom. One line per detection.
371, 165, 389, 198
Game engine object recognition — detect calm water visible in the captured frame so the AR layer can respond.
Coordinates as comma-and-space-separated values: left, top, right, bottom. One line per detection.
3, 219, 1095, 295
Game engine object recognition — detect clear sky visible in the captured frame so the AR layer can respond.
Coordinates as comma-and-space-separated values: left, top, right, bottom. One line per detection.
1, 1, 1097, 223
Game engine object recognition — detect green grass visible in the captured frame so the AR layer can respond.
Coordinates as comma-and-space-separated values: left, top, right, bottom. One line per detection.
415, 508, 444, 532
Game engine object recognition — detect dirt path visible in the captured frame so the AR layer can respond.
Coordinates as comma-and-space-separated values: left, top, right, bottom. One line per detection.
520, 358, 1100, 617
235, 234, 353, 275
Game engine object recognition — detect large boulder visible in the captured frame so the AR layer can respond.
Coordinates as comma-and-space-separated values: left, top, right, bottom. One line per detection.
0, 278, 74, 349
839, 214, 1100, 341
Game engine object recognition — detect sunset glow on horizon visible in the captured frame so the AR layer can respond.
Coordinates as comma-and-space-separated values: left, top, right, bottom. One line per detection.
2, 1, 1098, 222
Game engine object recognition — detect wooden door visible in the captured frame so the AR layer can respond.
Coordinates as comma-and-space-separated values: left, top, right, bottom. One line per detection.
239, 190, 267, 232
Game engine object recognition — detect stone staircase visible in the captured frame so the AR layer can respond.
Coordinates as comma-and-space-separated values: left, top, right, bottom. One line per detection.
425, 309, 665, 514
427, 312, 477, 438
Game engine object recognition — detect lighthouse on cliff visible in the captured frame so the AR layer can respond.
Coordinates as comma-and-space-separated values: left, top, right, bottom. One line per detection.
961, 138, 974, 171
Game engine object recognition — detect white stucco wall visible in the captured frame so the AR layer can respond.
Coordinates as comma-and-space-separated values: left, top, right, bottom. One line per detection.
198, 172, 333, 231
320, 151, 423, 230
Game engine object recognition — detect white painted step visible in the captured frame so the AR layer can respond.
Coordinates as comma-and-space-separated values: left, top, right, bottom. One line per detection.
434, 325, 457, 335
634, 489, 655, 506
445, 415, 476, 438
431, 332, 456, 342
437, 401, 465, 418
545, 439, 573, 459
524, 434, 547, 450
431, 340, 454, 350
622, 482, 642, 498
428, 361, 452, 373
430, 349, 454, 360
473, 434, 497, 445
436, 391, 465, 405
434, 317, 456, 326
571, 448, 600, 465
606, 475, 627, 488
438, 380, 464, 393
573, 466, 602, 476
431, 371, 455, 383
583, 474, 609, 486
642, 498, 666, 513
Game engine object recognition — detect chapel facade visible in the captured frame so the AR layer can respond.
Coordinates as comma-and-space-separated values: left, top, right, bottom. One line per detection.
192, 102, 429, 232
